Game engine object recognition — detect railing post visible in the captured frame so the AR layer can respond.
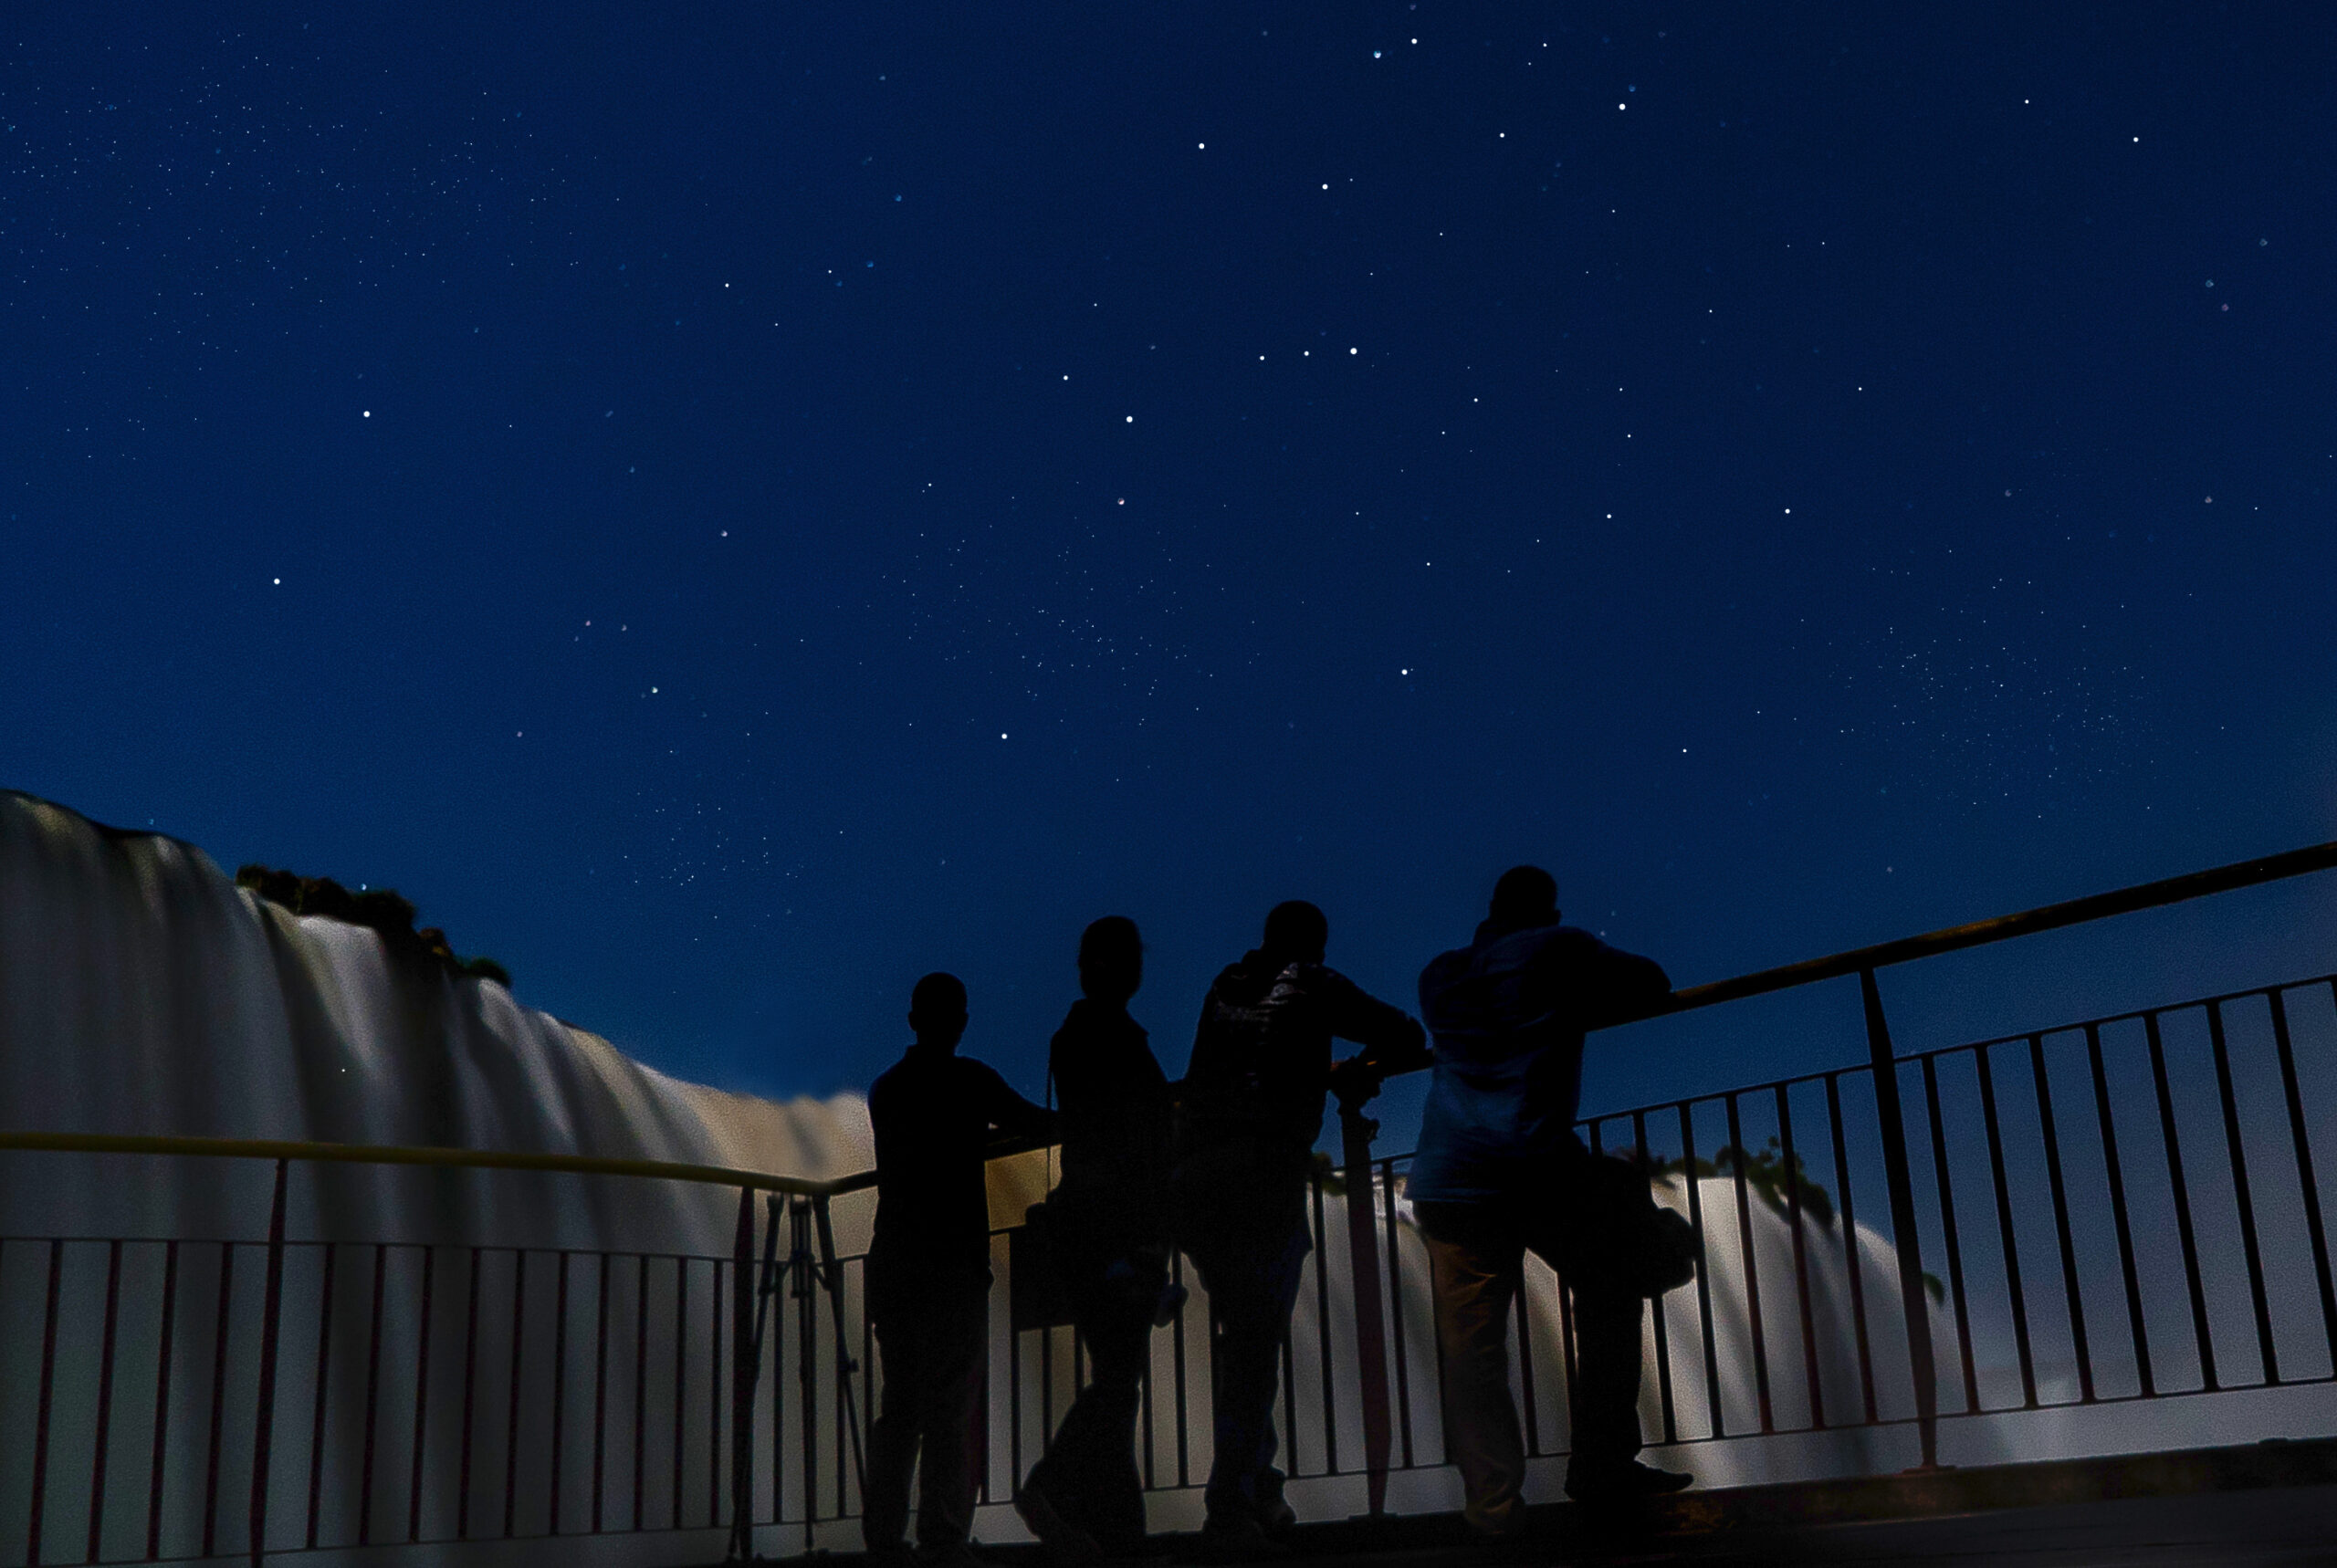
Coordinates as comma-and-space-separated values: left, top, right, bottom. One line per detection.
248, 1157, 291, 1568
1336, 1101, 1392, 1516
728, 1186, 757, 1563
791, 1198, 818, 1556
1860, 969, 1942, 1470
812, 1196, 868, 1509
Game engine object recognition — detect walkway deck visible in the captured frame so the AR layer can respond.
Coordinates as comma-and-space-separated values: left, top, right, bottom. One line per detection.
1276, 1488, 2337, 1564
834, 1440, 2337, 1568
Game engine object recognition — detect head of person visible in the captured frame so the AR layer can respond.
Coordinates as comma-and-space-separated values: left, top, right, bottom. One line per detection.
907, 971, 969, 1051
1488, 865, 1560, 930
1260, 900, 1328, 965
1077, 915, 1143, 1006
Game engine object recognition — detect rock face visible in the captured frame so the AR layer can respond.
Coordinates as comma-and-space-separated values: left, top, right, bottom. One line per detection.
0, 791, 1969, 1564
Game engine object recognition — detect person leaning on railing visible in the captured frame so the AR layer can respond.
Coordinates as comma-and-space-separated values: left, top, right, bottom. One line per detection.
1411, 866, 1692, 1537
1170, 900, 1427, 1559
865, 973, 1057, 1568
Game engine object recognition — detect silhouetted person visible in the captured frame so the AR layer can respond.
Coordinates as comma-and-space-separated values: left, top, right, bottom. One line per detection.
865, 973, 1055, 1568
1173, 901, 1426, 1555
1411, 867, 1687, 1536
1016, 917, 1174, 1564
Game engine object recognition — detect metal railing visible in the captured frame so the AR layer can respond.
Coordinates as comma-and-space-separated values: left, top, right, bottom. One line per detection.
2, 839, 2334, 1565
0, 1138, 879, 1567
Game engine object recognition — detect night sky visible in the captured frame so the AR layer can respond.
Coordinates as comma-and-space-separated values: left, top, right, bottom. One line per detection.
6, 4, 2334, 1143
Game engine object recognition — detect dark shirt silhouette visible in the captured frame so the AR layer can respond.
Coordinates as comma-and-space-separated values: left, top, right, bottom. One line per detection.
1171, 904, 1424, 1541
1048, 996, 1172, 1252
867, 1043, 1053, 1301
1015, 922, 1173, 1560
1182, 951, 1422, 1165
1410, 916, 1671, 1203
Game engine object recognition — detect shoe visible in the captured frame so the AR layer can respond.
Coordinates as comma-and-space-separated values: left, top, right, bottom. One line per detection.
1196, 1514, 1290, 1562
1564, 1459, 1693, 1505
866, 1542, 918, 1568
916, 1540, 992, 1568
1016, 1474, 1106, 1568
1252, 1469, 1296, 1541
1462, 1503, 1529, 1542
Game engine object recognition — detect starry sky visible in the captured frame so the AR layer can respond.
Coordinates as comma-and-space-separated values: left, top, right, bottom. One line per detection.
5, 3, 2334, 1145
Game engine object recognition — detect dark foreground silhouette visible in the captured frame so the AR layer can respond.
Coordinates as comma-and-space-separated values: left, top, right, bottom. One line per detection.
1172, 900, 1428, 1557
864, 973, 1054, 1568
872, 871, 1700, 1566
1412, 865, 1692, 1535
1013, 916, 1176, 1564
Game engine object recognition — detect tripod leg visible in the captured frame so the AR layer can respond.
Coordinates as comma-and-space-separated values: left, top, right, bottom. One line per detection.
813, 1196, 872, 1504
751, 1197, 785, 1364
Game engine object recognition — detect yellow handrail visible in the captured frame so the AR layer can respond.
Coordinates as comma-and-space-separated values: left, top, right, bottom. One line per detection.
0, 1130, 875, 1197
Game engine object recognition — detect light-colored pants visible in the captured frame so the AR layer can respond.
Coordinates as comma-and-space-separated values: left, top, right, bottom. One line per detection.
1418, 1199, 1644, 1535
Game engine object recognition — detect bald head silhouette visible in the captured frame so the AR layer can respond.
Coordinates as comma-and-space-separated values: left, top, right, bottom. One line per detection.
907, 971, 969, 1050
1261, 900, 1328, 964
1489, 865, 1559, 927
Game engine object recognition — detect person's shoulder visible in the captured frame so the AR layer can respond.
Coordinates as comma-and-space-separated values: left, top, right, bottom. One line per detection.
869, 1052, 912, 1112
951, 1052, 1011, 1089
1543, 926, 1669, 993
1202, 957, 1265, 1009
1270, 959, 1353, 1007
1548, 924, 1659, 965
1304, 961, 1371, 999
1419, 942, 1478, 987
1501, 924, 1606, 975
1054, 999, 1139, 1061
1481, 921, 1589, 956
1090, 1000, 1149, 1047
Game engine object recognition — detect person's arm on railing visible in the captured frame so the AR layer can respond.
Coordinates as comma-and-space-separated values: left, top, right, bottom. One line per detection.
977, 1064, 1059, 1146
1577, 939, 1673, 1030
1324, 974, 1431, 1104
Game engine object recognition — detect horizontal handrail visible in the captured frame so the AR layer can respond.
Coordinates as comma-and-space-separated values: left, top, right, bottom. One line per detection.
1658, 838, 2337, 1014
0, 1130, 876, 1197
